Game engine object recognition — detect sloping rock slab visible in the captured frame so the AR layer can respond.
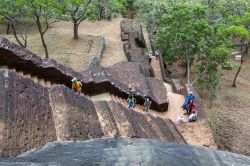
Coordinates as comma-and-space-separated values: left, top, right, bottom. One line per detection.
1, 138, 250, 166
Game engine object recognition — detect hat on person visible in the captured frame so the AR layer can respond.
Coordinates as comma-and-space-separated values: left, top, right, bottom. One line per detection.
71, 78, 77, 82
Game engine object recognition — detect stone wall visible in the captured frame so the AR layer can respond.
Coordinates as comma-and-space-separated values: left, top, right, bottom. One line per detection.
121, 19, 153, 77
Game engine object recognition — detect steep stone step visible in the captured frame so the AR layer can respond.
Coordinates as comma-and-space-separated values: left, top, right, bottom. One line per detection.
0, 66, 8, 69
0, 66, 55, 88
49, 86, 104, 141
0, 71, 57, 157
38, 79, 45, 86
94, 101, 120, 137
108, 102, 135, 137
9, 68, 16, 72
32, 76, 39, 84
0, 70, 6, 114
45, 81, 52, 87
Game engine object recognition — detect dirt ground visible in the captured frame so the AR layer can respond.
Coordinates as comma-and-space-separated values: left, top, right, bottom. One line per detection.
202, 59, 250, 156
51, 18, 127, 67
152, 91, 217, 150
166, 59, 250, 155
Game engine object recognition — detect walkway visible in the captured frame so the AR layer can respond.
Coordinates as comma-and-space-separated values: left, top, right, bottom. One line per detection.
142, 27, 163, 80
151, 58, 163, 80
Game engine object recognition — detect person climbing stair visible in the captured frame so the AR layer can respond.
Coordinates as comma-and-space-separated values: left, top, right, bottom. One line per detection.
127, 96, 134, 109
189, 109, 197, 122
184, 99, 195, 115
71, 77, 82, 95
132, 96, 137, 108
182, 92, 194, 110
144, 97, 152, 112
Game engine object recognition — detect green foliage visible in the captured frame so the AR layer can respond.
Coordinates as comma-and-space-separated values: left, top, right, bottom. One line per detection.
226, 25, 249, 40
223, 59, 239, 70
0, 0, 27, 22
92, 0, 126, 20
201, 0, 250, 23
26, 0, 59, 23
155, 3, 232, 93
134, 0, 169, 32
155, 3, 210, 64
59, 0, 95, 21
126, 0, 135, 11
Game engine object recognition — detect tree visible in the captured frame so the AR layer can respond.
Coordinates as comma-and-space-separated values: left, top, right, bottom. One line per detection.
155, 3, 231, 89
92, 0, 126, 20
226, 12, 250, 87
201, 0, 250, 24
0, 0, 28, 48
126, 0, 135, 11
26, 0, 58, 58
156, 4, 208, 83
133, 0, 169, 32
60, 0, 94, 39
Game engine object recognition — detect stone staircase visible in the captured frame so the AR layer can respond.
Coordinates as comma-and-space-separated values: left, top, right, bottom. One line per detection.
0, 70, 5, 112
0, 66, 159, 117
0, 66, 56, 88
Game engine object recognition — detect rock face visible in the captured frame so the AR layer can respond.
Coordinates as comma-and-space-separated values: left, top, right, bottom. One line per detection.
121, 19, 153, 77
0, 37, 168, 112
0, 70, 185, 157
1, 138, 250, 166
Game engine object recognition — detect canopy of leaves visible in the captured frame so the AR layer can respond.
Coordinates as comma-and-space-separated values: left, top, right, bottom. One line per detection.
92, 0, 126, 20
133, 0, 170, 32
226, 25, 249, 40
0, 0, 27, 23
155, 3, 211, 63
58, 0, 96, 22
155, 3, 232, 87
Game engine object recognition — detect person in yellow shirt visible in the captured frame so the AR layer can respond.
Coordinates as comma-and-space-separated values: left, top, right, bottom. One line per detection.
71, 78, 82, 94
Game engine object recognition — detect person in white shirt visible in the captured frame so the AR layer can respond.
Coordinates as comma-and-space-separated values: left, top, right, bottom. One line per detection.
189, 111, 197, 122
177, 116, 185, 123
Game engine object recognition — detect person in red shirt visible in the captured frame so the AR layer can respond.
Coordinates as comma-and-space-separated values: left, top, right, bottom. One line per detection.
185, 100, 195, 115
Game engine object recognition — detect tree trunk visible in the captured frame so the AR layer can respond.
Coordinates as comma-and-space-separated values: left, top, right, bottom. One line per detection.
6, 23, 10, 34
209, 88, 216, 108
10, 23, 26, 48
232, 62, 242, 87
40, 33, 49, 58
232, 41, 249, 87
73, 21, 79, 39
184, 61, 188, 77
98, 9, 102, 20
35, 15, 49, 58
187, 55, 190, 84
